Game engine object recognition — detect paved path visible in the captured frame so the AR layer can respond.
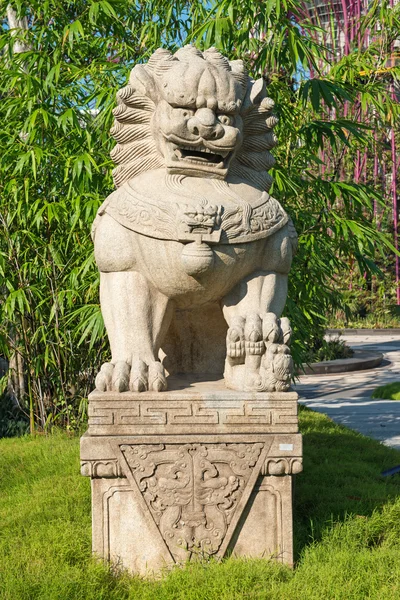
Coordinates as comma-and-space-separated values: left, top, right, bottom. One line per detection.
294, 332, 400, 450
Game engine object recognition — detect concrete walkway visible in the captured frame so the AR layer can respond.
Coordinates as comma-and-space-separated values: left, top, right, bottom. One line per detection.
294, 332, 400, 450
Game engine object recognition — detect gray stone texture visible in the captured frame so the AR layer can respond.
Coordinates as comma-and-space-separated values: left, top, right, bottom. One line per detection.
81, 46, 302, 576
81, 384, 302, 575
92, 45, 297, 395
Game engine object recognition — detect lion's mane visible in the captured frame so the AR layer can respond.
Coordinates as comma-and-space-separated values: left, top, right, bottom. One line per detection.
110, 45, 278, 191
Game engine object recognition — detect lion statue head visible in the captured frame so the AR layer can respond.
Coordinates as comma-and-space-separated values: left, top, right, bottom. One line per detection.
110, 45, 278, 192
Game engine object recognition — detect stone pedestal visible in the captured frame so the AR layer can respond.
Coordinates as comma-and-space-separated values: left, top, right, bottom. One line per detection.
80, 377, 302, 576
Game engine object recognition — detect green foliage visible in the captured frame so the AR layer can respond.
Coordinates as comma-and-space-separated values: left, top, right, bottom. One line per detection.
1, 410, 400, 599
0, 0, 198, 431
0, 392, 29, 437
1, 0, 399, 432
305, 335, 354, 363
328, 268, 400, 328
372, 382, 400, 400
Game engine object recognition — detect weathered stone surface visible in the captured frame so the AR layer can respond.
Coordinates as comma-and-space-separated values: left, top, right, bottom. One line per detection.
80, 46, 303, 577
87, 379, 299, 436
81, 410, 302, 574
92, 45, 297, 395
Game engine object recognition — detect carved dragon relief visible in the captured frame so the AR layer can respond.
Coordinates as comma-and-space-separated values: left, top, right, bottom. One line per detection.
119, 442, 265, 559
93, 45, 297, 394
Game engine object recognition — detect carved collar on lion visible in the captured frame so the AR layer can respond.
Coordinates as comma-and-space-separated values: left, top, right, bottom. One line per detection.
95, 170, 288, 245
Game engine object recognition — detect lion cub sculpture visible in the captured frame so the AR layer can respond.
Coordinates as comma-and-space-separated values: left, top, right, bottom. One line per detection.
93, 45, 297, 394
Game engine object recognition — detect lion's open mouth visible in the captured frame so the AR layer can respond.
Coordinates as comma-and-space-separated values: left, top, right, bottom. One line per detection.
174, 145, 229, 168
163, 136, 235, 177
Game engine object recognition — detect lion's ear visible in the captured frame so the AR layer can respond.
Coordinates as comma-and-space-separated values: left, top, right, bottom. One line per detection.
241, 78, 267, 112
129, 65, 156, 99
249, 78, 267, 105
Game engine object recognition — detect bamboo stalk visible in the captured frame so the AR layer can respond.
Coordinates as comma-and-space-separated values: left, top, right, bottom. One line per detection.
391, 85, 399, 304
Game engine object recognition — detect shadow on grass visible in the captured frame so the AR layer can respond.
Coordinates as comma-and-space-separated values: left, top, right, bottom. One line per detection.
293, 405, 400, 560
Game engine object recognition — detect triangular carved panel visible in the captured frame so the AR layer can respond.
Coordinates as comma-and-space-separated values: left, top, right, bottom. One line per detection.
120, 443, 265, 561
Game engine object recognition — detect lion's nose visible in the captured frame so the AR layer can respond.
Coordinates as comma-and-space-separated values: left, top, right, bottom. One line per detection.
187, 108, 224, 140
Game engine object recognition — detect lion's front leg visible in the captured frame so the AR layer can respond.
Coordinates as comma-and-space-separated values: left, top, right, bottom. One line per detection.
95, 271, 173, 392
222, 271, 293, 392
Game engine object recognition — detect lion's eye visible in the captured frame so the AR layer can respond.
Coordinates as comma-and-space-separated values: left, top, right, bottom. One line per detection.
218, 115, 234, 126
182, 110, 193, 119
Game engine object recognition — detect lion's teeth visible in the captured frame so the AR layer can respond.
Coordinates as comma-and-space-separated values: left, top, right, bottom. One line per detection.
178, 145, 218, 155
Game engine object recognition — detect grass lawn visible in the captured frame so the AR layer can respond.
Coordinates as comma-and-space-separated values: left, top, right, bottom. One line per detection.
372, 382, 400, 401
1, 407, 400, 600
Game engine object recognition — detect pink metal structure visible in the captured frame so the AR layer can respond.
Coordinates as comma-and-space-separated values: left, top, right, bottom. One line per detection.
299, 0, 400, 304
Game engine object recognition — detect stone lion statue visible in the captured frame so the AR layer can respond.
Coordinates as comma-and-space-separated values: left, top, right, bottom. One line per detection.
93, 45, 297, 394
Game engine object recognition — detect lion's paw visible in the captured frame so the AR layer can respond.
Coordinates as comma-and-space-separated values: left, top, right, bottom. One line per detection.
95, 359, 167, 393
226, 316, 245, 359
224, 312, 293, 392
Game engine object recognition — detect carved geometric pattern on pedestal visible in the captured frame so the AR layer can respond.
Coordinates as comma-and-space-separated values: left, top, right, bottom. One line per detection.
119, 442, 265, 560
88, 398, 298, 434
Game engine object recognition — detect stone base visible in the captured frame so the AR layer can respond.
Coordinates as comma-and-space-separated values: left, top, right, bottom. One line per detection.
81, 378, 302, 576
